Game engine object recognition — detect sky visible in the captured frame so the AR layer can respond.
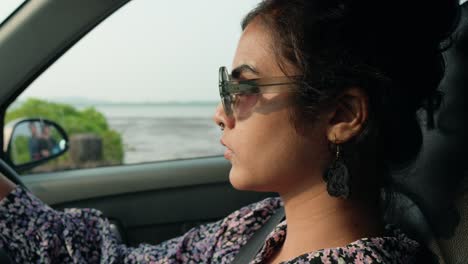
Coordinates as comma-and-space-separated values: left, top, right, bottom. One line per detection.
0, 0, 260, 103
3, 0, 466, 103
0, 1, 25, 25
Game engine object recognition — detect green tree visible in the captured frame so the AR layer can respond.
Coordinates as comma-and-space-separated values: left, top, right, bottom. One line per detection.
6, 98, 124, 168
10, 135, 30, 165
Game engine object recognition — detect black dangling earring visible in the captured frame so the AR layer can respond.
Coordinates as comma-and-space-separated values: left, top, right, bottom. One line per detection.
323, 139, 351, 198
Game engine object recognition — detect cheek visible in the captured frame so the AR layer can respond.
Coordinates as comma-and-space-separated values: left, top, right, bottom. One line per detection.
228, 111, 325, 192
233, 94, 260, 118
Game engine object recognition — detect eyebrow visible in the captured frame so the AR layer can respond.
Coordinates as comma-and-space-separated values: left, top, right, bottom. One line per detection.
231, 64, 260, 79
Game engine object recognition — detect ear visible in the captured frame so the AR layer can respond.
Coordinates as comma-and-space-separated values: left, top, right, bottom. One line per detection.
326, 87, 368, 143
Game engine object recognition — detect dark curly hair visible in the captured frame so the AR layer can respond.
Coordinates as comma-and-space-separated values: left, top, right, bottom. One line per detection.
241, 0, 459, 203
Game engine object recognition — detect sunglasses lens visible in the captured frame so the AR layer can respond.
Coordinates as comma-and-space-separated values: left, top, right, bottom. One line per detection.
223, 95, 233, 116
219, 67, 233, 116
219, 67, 229, 83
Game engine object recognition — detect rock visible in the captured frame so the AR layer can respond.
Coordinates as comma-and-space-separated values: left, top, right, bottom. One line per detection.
69, 134, 102, 164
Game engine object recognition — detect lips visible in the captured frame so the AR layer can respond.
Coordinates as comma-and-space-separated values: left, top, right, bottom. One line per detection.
220, 139, 234, 160
224, 149, 234, 159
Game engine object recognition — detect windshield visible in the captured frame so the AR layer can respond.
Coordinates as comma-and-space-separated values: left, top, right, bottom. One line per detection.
0, 0, 26, 27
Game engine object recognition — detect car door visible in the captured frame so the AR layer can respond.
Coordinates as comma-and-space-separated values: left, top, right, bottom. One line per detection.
0, 0, 271, 246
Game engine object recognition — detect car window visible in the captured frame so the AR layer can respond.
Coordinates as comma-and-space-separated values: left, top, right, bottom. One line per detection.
6, 0, 259, 174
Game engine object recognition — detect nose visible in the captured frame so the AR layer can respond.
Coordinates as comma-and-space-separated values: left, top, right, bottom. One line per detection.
213, 103, 235, 130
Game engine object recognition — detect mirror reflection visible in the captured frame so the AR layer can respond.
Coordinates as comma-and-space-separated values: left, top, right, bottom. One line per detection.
9, 121, 67, 165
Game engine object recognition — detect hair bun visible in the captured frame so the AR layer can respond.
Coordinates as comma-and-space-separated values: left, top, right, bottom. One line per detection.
344, 0, 460, 46
333, 0, 460, 117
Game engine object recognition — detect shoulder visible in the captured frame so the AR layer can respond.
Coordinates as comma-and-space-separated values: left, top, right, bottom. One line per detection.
182, 196, 282, 242
287, 227, 425, 264
209, 197, 282, 260
222, 196, 282, 227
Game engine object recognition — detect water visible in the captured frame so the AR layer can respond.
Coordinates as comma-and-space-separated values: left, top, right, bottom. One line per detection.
94, 104, 224, 164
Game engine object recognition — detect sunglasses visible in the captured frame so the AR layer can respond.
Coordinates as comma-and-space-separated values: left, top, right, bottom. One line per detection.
218, 66, 307, 117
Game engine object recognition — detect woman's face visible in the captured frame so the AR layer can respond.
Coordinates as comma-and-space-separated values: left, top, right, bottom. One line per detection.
213, 19, 331, 194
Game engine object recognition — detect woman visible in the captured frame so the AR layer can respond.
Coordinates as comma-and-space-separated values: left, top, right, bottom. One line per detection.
0, 0, 460, 263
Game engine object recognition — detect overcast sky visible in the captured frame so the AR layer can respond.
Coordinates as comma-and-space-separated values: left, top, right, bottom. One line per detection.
1, 0, 260, 103
4, 0, 465, 103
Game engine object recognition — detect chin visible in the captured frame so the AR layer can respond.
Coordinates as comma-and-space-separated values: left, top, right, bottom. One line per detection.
228, 168, 251, 190
228, 167, 273, 192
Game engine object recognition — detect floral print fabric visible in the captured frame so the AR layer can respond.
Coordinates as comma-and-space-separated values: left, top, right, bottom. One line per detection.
0, 186, 422, 263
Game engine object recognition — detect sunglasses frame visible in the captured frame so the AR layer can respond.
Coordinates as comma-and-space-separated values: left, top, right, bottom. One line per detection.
219, 66, 304, 116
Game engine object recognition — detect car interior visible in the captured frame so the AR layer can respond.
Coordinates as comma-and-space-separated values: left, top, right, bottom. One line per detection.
0, 1, 467, 263
383, 3, 468, 263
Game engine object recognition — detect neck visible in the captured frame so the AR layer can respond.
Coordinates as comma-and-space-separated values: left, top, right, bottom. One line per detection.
274, 182, 384, 262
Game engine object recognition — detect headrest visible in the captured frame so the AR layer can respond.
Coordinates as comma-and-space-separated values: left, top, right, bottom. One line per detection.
387, 3, 468, 263
404, 1, 468, 239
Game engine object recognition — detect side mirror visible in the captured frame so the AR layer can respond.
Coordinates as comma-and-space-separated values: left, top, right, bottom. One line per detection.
3, 118, 69, 172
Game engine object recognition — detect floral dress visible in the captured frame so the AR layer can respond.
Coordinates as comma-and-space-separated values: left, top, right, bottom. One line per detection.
0, 186, 425, 263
